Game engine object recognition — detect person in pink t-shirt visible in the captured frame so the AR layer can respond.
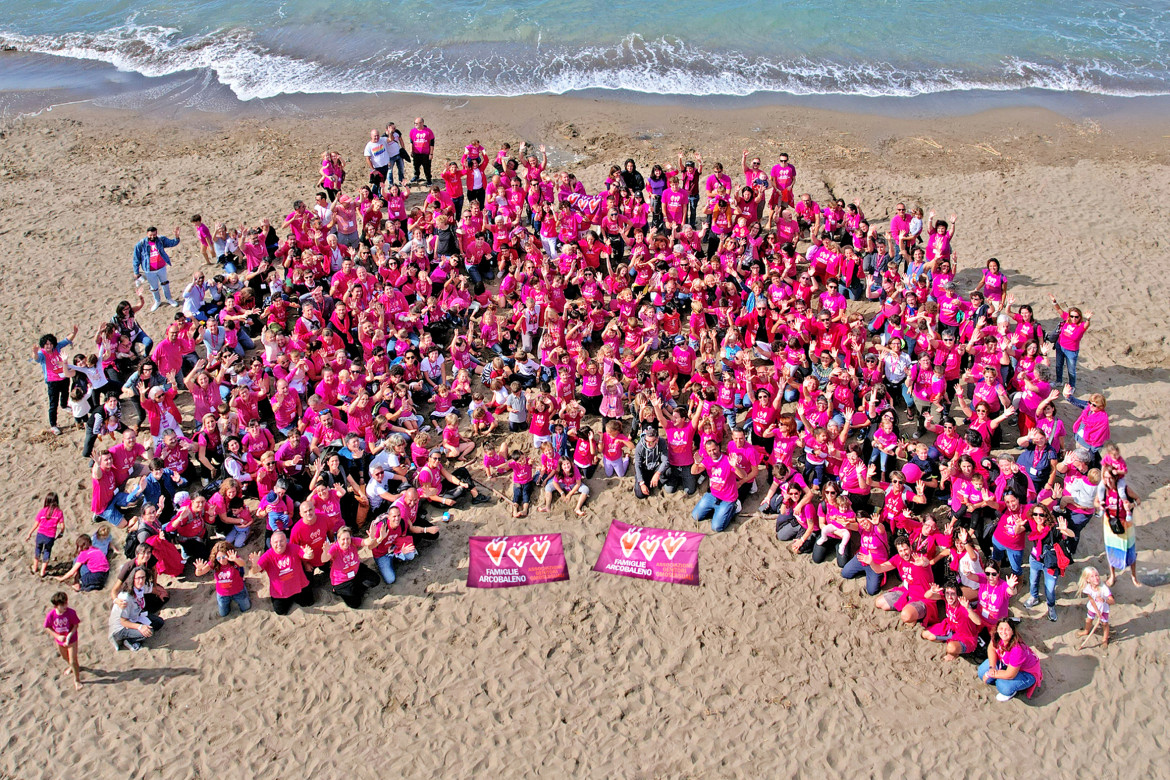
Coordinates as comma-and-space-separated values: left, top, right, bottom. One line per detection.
409, 117, 436, 185
977, 619, 1044, 701
26, 492, 65, 578
319, 526, 382, 608
690, 439, 749, 533
43, 591, 83, 690
1049, 295, 1091, 391
249, 531, 315, 616
921, 581, 979, 660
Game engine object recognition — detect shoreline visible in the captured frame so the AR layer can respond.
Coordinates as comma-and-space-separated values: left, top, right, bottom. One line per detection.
4, 50, 1170, 133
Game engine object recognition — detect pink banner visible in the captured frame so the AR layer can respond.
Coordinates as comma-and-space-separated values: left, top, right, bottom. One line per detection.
467, 533, 569, 589
592, 519, 703, 586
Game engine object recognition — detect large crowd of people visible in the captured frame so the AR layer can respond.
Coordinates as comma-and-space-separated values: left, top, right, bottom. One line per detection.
32, 117, 1144, 698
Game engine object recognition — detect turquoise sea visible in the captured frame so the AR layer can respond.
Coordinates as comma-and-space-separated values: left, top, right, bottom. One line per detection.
1, 1, 1167, 107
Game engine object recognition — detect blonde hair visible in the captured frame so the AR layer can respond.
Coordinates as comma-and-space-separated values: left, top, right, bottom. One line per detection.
1076, 566, 1101, 592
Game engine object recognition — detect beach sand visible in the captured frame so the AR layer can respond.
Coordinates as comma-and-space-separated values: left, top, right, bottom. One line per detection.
0, 94, 1167, 778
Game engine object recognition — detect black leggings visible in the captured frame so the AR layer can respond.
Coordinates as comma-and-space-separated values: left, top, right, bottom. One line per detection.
331, 565, 381, 608
271, 586, 316, 615
46, 379, 70, 428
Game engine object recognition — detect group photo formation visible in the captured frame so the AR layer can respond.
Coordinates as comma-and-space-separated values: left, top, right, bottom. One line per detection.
2, 1, 1169, 777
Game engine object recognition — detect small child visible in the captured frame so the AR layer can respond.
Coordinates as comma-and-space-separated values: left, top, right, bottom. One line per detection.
192, 214, 215, 264
469, 403, 498, 436
26, 492, 65, 578
43, 592, 82, 690
441, 412, 475, 461
600, 420, 634, 478
505, 380, 528, 433
502, 448, 535, 518
1100, 442, 1128, 479
92, 524, 113, 557
1076, 566, 1114, 646
483, 441, 508, 478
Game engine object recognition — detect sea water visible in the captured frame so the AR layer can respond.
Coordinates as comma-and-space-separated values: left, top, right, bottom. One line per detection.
1, 0, 1167, 102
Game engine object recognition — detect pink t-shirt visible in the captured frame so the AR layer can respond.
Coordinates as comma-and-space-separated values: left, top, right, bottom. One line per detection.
327, 541, 364, 586
44, 607, 80, 645
998, 642, 1043, 685
256, 545, 310, 598
76, 547, 109, 574
1057, 314, 1087, 351
36, 507, 64, 537
702, 454, 738, 502
213, 563, 246, 596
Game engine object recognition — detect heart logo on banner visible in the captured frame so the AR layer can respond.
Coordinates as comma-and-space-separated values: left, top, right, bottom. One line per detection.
661, 535, 686, 560
639, 537, 661, 561
486, 539, 507, 566
620, 529, 641, 558
507, 544, 529, 567
529, 538, 551, 564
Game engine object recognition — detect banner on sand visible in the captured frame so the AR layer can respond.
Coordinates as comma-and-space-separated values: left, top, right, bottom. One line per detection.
592, 519, 703, 586
467, 534, 569, 589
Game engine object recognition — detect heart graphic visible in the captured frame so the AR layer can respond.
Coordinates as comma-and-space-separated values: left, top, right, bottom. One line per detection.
661, 535, 686, 560
485, 539, 507, 567
507, 544, 528, 568
529, 538, 551, 564
619, 529, 641, 558
639, 537, 661, 561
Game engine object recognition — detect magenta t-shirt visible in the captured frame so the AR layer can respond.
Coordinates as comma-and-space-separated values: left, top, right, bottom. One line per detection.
256, 545, 309, 598
1057, 314, 1087, 351
702, 455, 738, 502
76, 547, 109, 573
44, 608, 81, 645
327, 542, 363, 586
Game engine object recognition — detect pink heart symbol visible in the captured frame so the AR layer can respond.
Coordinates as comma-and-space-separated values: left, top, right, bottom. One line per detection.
507, 544, 528, 568
485, 539, 506, 567
662, 535, 686, 560
620, 529, 641, 558
529, 539, 551, 564
639, 538, 661, 561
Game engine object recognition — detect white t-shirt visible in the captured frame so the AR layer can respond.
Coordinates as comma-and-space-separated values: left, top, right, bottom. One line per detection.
365, 137, 391, 168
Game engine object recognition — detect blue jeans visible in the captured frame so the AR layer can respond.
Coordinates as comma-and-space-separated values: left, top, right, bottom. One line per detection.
991, 538, 1024, 576
375, 550, 417, 585
1053, 345, 1079, 389
133, 332, 154, 354
840, 555, 883, 595
1028, 555, 1057, 607
96, 488, 140, 526
216, 589, 252, 617
691, 491, 738, 532
225, 526, 249, 548
977, 659, 1037, 698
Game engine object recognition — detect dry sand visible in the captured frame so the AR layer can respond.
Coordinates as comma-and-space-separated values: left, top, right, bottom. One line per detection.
0, 95, 1168, 779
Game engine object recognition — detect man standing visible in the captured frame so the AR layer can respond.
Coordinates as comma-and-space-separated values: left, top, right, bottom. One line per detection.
364, 128, 391, 195
385, 122, 406, 186
409, 117, 435, 186
132, 226, 181, 311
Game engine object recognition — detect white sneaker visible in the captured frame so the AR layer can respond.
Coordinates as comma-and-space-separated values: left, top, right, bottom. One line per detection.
995, 692, 1016, 702
167, 299, 179, 307
50, 426, 61, 435
150, 301, 162, 312
734, 500, 742, 514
